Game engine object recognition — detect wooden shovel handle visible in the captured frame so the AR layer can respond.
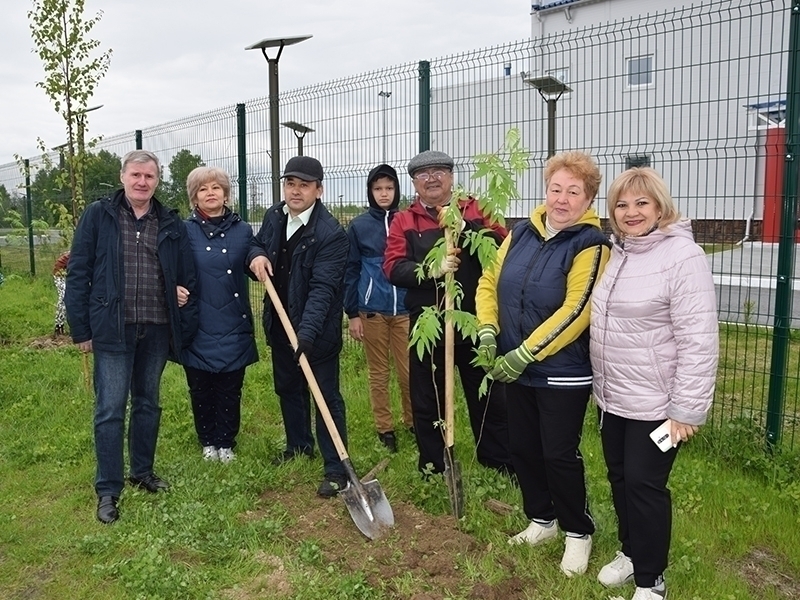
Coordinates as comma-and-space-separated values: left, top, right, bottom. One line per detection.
444, 236, 456, 448
262, 277, 350, 461
82, 352, 91, 391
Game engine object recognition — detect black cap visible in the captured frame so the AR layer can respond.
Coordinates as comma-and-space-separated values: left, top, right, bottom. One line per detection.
281, 156, 324, 182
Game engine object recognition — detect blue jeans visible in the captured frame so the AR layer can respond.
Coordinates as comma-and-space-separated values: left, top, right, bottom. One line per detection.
270, 325, 347, 477
93, 324, 170, 497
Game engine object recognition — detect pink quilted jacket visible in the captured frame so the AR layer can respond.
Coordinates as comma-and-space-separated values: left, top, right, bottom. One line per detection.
590, 219, 718, 425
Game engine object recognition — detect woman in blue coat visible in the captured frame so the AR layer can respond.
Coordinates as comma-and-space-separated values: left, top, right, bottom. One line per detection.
181, 167, 258, 463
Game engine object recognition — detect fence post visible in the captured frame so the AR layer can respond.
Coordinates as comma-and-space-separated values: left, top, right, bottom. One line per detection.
418, 60, 431, 153
237, 103, 248, 223
135, 130, 142, 150
766, 0, 800, 448
24, 159, 35, 277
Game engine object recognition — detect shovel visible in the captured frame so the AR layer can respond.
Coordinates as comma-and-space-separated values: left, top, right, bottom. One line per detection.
82, 352, 91, 391
443, 239, 464, 519
262, 278, 394, 540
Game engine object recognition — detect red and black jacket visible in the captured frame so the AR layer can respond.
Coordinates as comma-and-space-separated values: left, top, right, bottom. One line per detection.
383, 197, 506, 333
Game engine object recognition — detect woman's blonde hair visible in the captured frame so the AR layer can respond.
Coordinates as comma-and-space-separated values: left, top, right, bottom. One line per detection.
543, 151, 602, 201
606, 167, 680, 236
186, 166, 231, 207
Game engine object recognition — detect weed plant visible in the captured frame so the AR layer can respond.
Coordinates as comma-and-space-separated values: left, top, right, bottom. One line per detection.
0, 276, 798, 599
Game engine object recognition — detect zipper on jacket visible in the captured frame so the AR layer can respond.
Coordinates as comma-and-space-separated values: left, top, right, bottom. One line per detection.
600, 249, 627, 409
385, 210, 399, 316
517, 235, 547, 341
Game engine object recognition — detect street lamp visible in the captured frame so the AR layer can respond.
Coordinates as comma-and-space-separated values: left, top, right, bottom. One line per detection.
524, 75, 571, 158
378, 90, 391, 163
246, 34, 312, 205
75, 104, 104, 157
281, 120, 314, 156
51, 143, 69, 169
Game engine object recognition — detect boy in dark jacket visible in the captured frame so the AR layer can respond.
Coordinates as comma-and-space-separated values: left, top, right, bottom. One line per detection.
247, 156, 350, 498
344, 164, 413, 453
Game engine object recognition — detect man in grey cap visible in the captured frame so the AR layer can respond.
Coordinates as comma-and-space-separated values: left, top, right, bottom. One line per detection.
247, 156, 350, 498
383, 150, 514, 476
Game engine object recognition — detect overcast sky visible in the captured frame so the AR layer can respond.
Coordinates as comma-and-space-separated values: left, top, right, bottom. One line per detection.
1, 0, 531, 165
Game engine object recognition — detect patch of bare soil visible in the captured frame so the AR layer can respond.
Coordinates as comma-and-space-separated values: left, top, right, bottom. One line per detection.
239, 487, 534, 600
28, 334, 72, 349
735, 547, 800, 599
221, 553, 293, 600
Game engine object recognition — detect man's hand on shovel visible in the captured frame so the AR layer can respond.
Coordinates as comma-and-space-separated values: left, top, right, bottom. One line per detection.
293, 338, 313, 362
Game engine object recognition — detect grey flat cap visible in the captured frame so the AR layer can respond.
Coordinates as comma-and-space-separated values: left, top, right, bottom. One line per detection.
407, 150, 454, 177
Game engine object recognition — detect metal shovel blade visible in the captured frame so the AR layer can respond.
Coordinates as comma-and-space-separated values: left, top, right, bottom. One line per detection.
340, 461, 394, 540
443, 445, 464, 519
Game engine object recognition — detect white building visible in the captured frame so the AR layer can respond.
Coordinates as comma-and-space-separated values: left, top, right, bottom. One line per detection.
431, 0, 787, 237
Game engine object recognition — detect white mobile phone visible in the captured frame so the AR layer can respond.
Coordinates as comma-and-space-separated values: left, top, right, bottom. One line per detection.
649, 420, 673, 452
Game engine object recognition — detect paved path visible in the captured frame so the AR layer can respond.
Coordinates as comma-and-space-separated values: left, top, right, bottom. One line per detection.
708, 242, 800, 327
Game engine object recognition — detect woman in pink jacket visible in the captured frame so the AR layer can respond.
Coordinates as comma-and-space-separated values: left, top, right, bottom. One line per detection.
590, 167, 718, 600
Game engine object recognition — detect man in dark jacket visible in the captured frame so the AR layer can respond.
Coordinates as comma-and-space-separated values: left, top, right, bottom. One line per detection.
384, 150, 513, 476
66, 150, 198, 524
344, 164, 413, 453
247, 156, 350, 498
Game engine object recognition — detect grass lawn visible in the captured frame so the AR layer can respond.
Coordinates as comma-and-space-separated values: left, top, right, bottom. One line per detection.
0, 275, 799, 599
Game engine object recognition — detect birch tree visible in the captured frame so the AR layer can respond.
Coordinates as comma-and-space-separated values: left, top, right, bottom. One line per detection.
28, 0, 112, 226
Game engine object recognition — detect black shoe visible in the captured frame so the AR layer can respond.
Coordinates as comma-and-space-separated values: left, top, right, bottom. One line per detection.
271, 448, 313, 466
317, 473, 348, 498
97, 496, 119, 524
128, 473, 170, 493
378, 431, 398, 453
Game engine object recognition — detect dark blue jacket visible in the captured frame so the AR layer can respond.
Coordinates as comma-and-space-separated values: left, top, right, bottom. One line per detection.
65, 190, 198, 354
247, 200, 348, 364
496, 211, 609, 388
180, 209, 258, 373
344, 163, 407, 318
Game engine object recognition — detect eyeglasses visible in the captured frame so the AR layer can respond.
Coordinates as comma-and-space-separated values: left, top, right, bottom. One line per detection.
413, 170, 449, 182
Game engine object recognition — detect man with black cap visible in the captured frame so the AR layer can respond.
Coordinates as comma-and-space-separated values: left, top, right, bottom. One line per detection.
384, 150, 514, 476
247, 156, 350, 498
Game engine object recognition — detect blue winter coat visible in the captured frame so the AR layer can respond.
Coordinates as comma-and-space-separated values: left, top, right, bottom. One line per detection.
180, 209, 258, 373
344, 207, 407, 318
65, 190, 198, 354
246, 200, 348, 365
344, 163, 407, 319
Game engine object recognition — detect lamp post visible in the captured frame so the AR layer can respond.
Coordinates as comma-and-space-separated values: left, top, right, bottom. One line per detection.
51, 143, 69, 170
246, 35, 312, 205
281, 120, 314, 156
378, 90, 391, 163
75, 104, 103, 207
524, 75, 571, 158
75, 104, 104, 158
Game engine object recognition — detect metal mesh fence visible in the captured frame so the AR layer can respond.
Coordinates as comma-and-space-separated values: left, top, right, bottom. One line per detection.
1, 0, 796, 448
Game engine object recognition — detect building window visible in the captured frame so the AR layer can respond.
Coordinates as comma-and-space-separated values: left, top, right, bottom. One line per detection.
746, 100, 786, 130
626, 155, 651, 169
626, 55, 653, 88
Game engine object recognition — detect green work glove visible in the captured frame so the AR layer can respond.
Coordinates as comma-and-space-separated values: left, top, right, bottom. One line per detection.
490, 344, 535, 384
476, 325, 498, 367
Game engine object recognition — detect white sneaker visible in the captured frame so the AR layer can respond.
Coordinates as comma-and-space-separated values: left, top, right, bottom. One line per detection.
598, 551, 635, 587
202, 446, 218, 461
217, 448, 235, 463
560, 535, 592, 577
631, 587, 667, 600
508, 520, 558, 546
